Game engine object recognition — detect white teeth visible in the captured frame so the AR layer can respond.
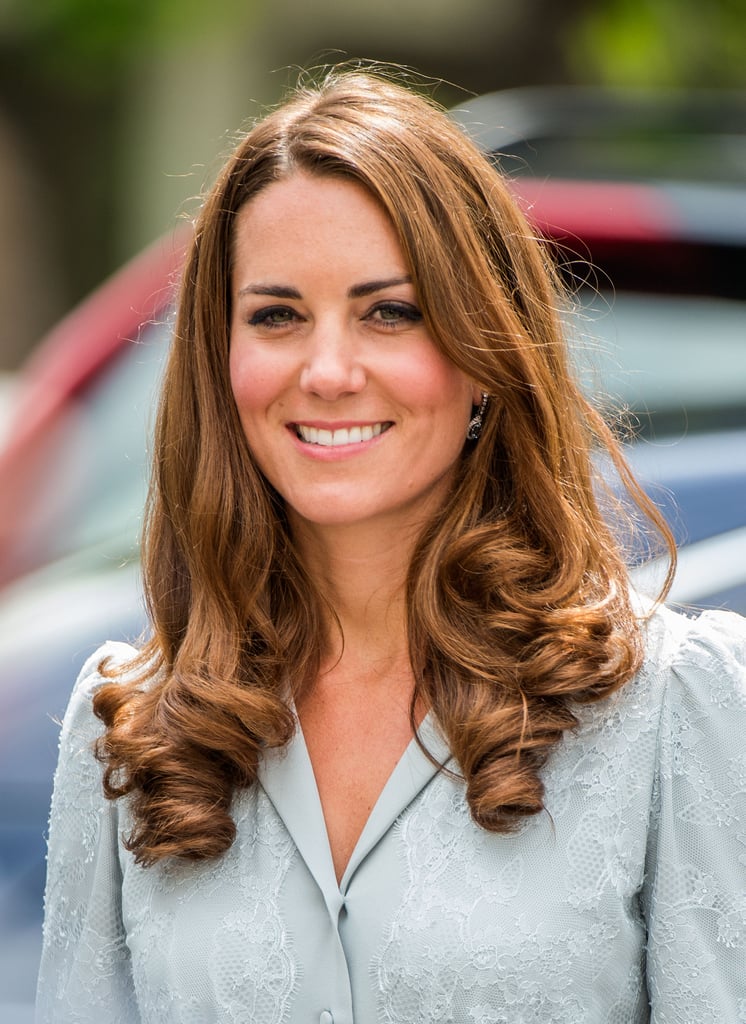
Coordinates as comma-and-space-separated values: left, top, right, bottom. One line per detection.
296, 423, 387, 446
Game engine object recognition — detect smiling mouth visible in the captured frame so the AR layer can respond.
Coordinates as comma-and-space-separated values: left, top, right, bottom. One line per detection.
294, 423, 393, 447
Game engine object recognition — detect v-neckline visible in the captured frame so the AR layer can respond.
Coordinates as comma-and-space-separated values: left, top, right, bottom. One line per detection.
257, 713, 452, 901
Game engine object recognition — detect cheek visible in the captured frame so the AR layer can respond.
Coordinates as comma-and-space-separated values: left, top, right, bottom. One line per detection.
404, 349, 474, 422
229, 349, 282, 421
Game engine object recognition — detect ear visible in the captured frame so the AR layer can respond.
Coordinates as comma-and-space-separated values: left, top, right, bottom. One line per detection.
471, 384, 484, 406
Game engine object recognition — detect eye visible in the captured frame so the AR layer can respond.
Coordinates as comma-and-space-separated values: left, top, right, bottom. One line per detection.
366, 302, 423, 328
247, 305, 301, 328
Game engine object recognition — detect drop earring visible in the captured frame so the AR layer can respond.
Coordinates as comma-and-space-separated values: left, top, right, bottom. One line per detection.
466, 393, 489, 441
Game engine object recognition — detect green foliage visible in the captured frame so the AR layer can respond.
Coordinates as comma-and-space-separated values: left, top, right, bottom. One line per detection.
568, 0, 746, 88
0, 0, 257, 88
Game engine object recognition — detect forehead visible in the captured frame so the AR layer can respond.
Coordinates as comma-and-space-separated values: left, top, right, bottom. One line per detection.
231, 172, 409, 281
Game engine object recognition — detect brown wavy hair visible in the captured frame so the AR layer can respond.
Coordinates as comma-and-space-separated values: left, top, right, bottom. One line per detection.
93, 66, 674, 865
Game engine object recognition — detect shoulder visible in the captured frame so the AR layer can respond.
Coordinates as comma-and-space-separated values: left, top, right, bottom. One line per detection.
629, 606, 746, 803
68, 640, 141, 705
637, 603, 746, 710
571, 604, 746, 769
60, 640, 141, 750
76, 639, 141, 685
636, 609, 746, 1013
50, 642, 142, 835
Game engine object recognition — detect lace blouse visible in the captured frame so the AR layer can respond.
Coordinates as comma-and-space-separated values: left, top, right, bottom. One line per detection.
36, 606, 746, 1023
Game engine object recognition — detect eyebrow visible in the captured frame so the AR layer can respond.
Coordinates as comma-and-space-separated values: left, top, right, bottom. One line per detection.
348, 276, 412, 298
236, 276, 412, 301
237, 284, 302, 299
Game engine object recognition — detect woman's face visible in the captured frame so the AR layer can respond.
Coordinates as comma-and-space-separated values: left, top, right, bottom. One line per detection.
229, 172, 480, 535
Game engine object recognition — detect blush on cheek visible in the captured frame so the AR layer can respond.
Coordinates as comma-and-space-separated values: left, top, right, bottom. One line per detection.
229, 366, 268, 410
230, 345, 295, 408
403, 353, 474, 407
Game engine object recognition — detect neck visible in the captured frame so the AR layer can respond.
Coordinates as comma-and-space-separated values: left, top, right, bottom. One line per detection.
289, 515, 422, 667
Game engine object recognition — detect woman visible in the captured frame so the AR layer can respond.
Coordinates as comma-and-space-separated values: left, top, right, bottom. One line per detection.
37, 69, 745, 1023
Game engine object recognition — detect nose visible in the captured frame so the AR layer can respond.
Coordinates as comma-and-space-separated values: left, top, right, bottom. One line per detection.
299, 322, 366, 400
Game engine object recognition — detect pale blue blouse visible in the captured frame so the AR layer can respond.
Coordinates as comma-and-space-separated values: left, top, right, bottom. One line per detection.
36, 606, 746, 1023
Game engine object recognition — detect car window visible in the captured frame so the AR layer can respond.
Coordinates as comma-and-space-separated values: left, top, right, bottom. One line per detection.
6, 318, 170, 576
572, 291, 746, 436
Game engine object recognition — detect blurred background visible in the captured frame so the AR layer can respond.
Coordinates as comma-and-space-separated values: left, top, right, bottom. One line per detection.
1, 0, 744, 372
1, 2, 745, 1019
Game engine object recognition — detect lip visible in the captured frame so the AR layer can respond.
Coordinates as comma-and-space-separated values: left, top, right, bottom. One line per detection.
290, 419, 390, 429
287, 420, 393, 459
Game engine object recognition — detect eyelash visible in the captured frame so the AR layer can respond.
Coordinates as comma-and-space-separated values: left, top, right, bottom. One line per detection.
367, 302, 423, 328
247, 306, 297, 328
246, 301, 423, 330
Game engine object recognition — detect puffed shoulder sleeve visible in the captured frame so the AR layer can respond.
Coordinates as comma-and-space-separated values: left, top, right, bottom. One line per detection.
35, 643, 141, 1024
642, 610, 746, 1023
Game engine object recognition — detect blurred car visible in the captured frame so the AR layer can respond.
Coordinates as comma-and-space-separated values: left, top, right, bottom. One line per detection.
453, 85, 746, 606
1, 88, 745, 1019
0, 234, 183, 1020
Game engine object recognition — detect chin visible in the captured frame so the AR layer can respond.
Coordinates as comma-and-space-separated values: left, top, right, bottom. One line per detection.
289, 506, 377, 530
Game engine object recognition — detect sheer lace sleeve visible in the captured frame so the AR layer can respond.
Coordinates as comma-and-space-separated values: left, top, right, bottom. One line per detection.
35, 642, 140, 1024
642, 610, 746, 1023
